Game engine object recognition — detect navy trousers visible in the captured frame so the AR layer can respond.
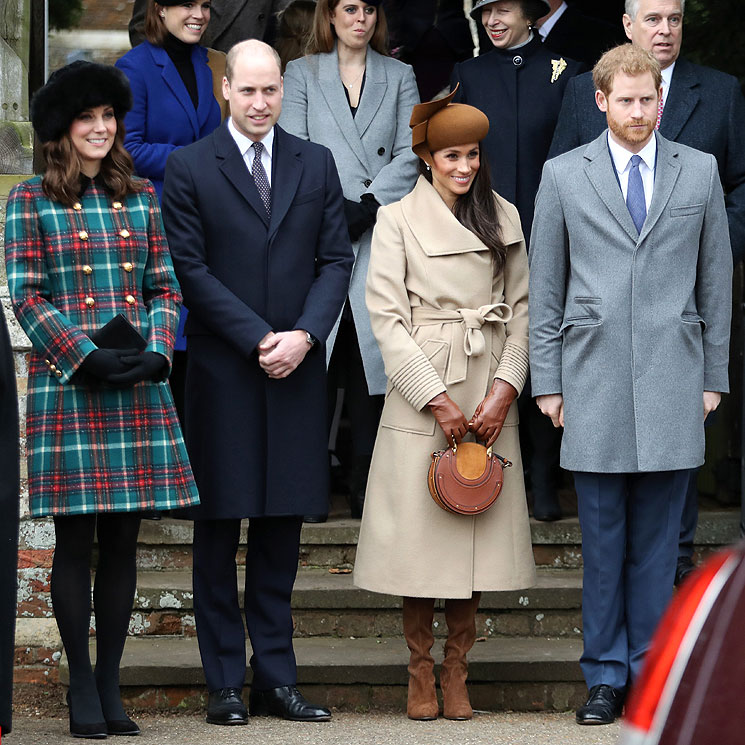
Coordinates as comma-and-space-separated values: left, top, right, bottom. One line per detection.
192, 517, 303, 692
574, 470, 688, 690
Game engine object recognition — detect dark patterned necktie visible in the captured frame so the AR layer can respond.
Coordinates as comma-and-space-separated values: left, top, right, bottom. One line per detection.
627, 154, 647, 234
252, 141, 271, 217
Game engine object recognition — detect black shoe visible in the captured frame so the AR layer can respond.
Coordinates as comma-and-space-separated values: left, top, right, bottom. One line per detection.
576, 685, 624, 725
531, 489, 562, 522
205, 688, 248, 726
105, 716, 140, 736
249, 685, 331, 721
303, 514, 328, 523
67, 691, 108, 739
675, 556, 696, 587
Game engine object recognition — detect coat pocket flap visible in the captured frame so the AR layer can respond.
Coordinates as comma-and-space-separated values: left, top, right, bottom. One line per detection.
670, 204, 704, 217
559, 316, 602, 332
682, 312, 706, 328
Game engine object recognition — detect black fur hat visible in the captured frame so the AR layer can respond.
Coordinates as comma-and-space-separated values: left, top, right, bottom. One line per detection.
30, 61, 133, 144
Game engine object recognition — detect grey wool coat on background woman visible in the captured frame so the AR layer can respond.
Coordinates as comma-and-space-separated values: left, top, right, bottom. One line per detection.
353, 177, 536, 598
279, 46, 419, 394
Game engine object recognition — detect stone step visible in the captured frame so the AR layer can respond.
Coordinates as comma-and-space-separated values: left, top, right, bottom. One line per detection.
133, 511, 740, 570
127, 567, 584, 639
59, 636, 587, 712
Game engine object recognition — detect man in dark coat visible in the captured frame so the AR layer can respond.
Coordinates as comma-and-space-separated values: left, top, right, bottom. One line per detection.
161, 40, 353, 725
129, 0, 293, 50
548, 0, 745, 583
536, 0, 626, 69
0, 304, 19, 735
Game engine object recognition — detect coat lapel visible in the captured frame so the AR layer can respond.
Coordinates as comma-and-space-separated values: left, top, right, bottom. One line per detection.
353, 48, 386, 139
150, 45, 200, 139
315, 49, 370, 170
205, 0, 249, 43
401, 176, 490, 256
659, 58, 700, 143
638, 133, 681, 242
583, 133, 640, 244
214, 123, 269, 227
268, 127, 303, 239
194, 45, 218, 133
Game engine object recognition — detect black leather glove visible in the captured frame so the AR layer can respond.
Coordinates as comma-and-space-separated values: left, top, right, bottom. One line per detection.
79, 348, 141, 382
107, 352, 168, 385
427, 392, 469, 445
344, 194, 380, 242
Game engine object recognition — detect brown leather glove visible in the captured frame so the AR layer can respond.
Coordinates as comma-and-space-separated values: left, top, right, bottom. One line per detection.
469, 378, 518, 447
427, 392, 469, 445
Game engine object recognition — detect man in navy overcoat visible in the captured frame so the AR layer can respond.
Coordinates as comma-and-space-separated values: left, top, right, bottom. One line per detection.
161, 40, 353, 725
548, 0, 745, 584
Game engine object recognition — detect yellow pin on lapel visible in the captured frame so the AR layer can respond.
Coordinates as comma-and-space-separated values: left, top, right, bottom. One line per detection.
551, 58, 567, 84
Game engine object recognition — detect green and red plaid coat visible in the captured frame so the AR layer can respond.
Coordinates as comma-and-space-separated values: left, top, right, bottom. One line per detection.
4, 176, 199, 516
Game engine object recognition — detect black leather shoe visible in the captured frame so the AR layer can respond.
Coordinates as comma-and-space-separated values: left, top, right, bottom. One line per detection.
576, 685, 624, 725
531, 489, 562, 522
106, 716, 140, 736
205, 688, 248, 726
249, 685, 331, 721
675, 556, 696, 587
303, 514, 328, 523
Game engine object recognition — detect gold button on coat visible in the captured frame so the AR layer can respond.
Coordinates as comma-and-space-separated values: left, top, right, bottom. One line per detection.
119, 229, 130, 238
55, 370, 63, 378
82, 265, 93, 275
49, 364, 57, 372
122, 262, 133, 272
79, 231, 88, 241
73, 203, 82, 211
85, 297, 95, 308
125, 295, 136, 305
113, 201, 123, 210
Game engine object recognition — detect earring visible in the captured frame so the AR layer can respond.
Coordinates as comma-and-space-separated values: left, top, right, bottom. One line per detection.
426, 164, 431, 171
160, 11, 165, 17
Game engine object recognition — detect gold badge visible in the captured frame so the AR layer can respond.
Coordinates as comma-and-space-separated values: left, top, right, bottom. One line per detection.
551, 58, 567, 84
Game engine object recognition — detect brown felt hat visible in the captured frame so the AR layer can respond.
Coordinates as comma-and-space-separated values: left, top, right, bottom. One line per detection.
410, 86, 489, 166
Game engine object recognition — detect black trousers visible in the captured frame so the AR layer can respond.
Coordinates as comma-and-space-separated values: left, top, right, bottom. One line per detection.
192, 517, 303, 692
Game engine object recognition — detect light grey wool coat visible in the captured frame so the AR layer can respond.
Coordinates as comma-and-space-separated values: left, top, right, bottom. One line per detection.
353, 177, 536, 598
529, 131, 733, 474
279, 46, 420, 395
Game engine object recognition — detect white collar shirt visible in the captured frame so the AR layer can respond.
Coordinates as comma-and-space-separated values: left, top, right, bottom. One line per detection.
537, 2, 568, 39
227, 118, 274, 187
607, 131, 657, 212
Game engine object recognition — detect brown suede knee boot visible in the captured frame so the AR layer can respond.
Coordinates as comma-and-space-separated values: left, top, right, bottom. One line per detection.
440, 592, 481, 720
402, 596, 438, 720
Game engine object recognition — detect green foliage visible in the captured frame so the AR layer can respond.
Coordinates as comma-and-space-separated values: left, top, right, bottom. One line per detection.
48, 0, 84, 31
684, 0, 745, 86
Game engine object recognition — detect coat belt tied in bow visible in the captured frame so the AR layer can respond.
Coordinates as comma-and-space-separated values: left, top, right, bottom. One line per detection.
410, 303, 514, 384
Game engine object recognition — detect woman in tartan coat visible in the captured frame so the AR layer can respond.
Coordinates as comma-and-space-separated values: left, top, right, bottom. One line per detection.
4, 62, 198, 738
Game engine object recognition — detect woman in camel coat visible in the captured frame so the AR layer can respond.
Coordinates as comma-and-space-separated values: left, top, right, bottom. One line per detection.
354, 92, 535, 721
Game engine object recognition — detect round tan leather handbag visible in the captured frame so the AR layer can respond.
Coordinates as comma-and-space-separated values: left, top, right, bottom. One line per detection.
428, 441, 512, 516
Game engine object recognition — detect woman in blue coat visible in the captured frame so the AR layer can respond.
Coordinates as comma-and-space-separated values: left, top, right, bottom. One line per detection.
116, 0, 222, 422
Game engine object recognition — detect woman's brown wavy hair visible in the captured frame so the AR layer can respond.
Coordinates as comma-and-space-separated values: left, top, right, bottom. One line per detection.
41, 116, 141, 206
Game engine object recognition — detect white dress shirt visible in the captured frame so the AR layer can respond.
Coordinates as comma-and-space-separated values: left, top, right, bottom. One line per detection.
537, 1, 568, 40
607, 132, 657, 211
227, 118, 274, 187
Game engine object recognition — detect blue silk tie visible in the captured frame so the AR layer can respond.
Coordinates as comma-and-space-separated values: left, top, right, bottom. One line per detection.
627, 154, 646, 234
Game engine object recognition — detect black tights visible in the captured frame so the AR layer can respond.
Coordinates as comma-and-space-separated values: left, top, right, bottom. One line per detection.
51, 513, 141, 724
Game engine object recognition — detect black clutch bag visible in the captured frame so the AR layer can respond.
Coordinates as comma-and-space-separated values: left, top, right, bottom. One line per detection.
90, 314, 147, 352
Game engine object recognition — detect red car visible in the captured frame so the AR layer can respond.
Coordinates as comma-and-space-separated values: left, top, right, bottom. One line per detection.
620, 541, 745, 745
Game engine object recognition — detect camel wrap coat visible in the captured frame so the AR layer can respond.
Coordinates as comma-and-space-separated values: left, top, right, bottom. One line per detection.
353, 177, 536, 598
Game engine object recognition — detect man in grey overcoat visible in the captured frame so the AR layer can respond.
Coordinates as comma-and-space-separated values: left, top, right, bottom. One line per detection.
529, 44, 732, 726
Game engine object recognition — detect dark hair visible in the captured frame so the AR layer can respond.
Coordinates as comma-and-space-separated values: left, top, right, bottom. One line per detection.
307, 0, 389, 55
145, 1, 169, 46
420, 147, 507, 271
276, 0, 317, 72
41, 119, 141, 206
